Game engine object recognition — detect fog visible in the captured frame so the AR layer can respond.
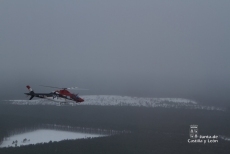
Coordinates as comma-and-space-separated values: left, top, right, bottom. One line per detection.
1, 1, 230, 104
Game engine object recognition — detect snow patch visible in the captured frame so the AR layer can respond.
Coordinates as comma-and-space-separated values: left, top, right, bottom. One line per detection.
6, 95, 225, 111
0, 129, 104, 148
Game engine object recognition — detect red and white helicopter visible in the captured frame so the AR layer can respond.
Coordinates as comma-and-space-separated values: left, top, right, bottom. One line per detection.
24, 85, 85, 103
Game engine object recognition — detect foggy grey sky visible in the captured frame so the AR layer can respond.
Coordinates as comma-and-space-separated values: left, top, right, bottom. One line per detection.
1, 1, 230, 103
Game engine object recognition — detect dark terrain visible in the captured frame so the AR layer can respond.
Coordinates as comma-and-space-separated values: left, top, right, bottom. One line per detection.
0, 103, 229, 154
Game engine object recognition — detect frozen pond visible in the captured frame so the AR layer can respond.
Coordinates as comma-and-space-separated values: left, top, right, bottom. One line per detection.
0, 129, 105, 148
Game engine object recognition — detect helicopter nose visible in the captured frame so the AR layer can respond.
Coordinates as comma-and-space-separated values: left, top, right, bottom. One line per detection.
78, 98, 84, 102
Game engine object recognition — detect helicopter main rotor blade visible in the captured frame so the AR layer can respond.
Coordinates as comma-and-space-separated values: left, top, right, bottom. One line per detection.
39, 85, 64, 89
66, 87, 88, 90
40, 85, 88, 90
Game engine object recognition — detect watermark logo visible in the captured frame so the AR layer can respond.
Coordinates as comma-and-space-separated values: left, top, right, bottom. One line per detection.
188, 125, 218, 144
189, 125, 198, 139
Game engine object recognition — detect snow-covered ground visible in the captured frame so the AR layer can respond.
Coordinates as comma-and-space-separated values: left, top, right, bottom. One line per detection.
0, 129, 104, 148
219, 135, 230, 141
6, 95, 225, 111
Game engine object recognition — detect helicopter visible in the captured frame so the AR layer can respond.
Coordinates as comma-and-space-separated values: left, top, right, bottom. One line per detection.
24, 85, 85, 103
